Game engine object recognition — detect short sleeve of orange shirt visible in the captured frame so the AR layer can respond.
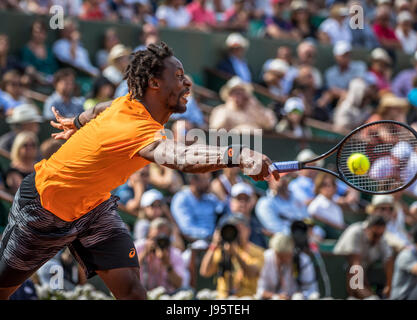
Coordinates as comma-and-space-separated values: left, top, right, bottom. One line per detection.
34, 94, 165, 222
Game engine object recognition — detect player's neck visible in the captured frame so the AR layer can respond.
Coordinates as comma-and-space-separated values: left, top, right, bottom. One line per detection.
138, 96, 171, 125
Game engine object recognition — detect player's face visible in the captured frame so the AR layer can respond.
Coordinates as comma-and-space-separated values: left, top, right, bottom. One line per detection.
159, 56, 192, 114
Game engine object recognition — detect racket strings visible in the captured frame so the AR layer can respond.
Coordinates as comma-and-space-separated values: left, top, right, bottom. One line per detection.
337, 123, 417, 193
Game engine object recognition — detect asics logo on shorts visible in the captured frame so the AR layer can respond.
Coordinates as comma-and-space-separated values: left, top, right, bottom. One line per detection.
129, 248, 136, 258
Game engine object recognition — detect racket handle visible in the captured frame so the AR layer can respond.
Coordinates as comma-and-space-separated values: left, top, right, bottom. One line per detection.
269, 161, 300, 173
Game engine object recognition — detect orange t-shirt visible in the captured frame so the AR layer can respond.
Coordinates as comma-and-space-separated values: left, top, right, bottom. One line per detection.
34, 94, 164, 222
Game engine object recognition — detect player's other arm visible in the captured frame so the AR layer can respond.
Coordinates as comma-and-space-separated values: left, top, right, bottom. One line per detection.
138, 139, 280, 182
50, 100, 113, 140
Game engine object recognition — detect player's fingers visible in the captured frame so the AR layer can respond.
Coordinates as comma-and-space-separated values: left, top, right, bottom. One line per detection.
50, 120, 63, 130
52, 107, 63, 121
271, 170, 280, 181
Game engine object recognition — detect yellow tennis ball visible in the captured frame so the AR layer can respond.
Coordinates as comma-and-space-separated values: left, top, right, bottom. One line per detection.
347, 153, 370, 175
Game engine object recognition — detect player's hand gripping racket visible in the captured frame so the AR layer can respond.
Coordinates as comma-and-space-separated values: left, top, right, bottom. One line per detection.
269, 121, 417, 194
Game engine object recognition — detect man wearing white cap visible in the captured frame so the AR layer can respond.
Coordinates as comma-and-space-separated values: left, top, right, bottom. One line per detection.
395, 10, 417, 55
318, 3, 352, 45
276, 97, 312, 138
228, 182, 269, 248
262, 58, 289, 98
217, 33, 252, 83
0, 104, 42, 153
323, 41, 367, 104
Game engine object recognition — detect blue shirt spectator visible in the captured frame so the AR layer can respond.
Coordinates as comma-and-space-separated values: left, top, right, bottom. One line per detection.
288, 174, 315, 206
255, 189, 308, 236
43, 91, 85, 120
171, 173, 223, 241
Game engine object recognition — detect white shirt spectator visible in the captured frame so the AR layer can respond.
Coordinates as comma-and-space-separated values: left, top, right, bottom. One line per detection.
307, 194, 345, 229
156, 5, 191, 29
395, 27, 417, 55
103, 65, 123, 85
52, 39, 99, 76
319, 18, 352, 44
256, 249, 318, 299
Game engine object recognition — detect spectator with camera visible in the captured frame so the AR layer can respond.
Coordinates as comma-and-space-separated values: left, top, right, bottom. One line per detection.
333, 215, 394, 299
256, 232, 318, 300
200, 213, 264, 298
135, 218, 188, 293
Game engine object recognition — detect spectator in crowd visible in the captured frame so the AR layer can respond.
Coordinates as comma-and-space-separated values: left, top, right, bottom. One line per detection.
133, 188, 184, 250
4, 131, 38, 195
264, 0, 295, 40
83, 77, 115, 110
170, 75, 206, 128
282, 41, 322, 94
95, 28, 120, 70
368, 47, 393, 92
348, 0, 380, 50
156, 0, 191, 29
217, 33, 252, 83
114, 166, 152, 216
39, 137, 63, 160
256, 173, 308, 235
136, 218, 188, 293
288, 149, 323, 207
51, 0, 82, 17
37, 248, 87, 291
0, 70, 31, 115
148, 163, 184, 195
16, 0, 50, 15
209, 76, 277, 132
171, 172, 223, 243
43, 68, 85, 119
322, 41, 367, 107
333, 77, 375, 131
21, 19, 59, 81
134, 23, 160, 53
210, 167, 243, 203
367, 94, 409, 124
261, 59, 289, 100
395, 10, 417, 54
107, 0, 138, 23
200, 213, 265, 298
334, 215, 394, 299
222, 0, 250, 32
392, 51, 417, 98
290, 65, 324, 120
0, 103, 42, 153
367, 195, 409, 252
276, 97, 312, 139
260, 45, 293, 84
0, 34, 27, 77
372, 5, 402, 51
52, 18, 100, 77
103, 44, 132, 86
256, 232, 318, 300
318, 3, 352, 45
79, 0, 108, 20
134, 2, 159, 26
228, 182, 270, 249
289, 0, 317, 40
307, 172, 346, 240
8, 279, 38, 300
186, 0, 217, 30
390, 224, 417, 300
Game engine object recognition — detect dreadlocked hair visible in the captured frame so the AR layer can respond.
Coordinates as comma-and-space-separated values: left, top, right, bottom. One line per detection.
124, 41, 174, 101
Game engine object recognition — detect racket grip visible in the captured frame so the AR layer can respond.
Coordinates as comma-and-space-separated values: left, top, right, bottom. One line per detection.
269, 161, 300, 173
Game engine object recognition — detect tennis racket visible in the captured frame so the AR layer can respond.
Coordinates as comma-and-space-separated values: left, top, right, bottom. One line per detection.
268, 120, 417, 194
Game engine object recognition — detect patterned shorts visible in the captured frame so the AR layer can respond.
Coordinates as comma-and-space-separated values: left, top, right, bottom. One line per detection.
0, 173, 139, 287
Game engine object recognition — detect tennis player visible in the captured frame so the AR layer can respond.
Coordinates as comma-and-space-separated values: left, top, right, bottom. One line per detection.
0, 42, 279, 300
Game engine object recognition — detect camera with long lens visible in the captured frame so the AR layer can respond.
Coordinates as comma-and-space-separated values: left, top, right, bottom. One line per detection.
155, 234, 171, 250
220, 223, 239, 243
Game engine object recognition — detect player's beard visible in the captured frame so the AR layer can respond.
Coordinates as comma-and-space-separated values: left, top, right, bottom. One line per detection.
169, 89, 189, 114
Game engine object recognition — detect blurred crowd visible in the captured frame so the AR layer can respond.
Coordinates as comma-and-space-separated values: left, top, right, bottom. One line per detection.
2, 0, 417, 300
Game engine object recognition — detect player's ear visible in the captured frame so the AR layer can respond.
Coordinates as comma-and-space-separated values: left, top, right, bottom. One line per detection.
148, 77, 160, 89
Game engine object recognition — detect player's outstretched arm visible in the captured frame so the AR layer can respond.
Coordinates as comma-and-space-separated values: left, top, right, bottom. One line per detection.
50, 100, 113, 140
138, 139, 280, 182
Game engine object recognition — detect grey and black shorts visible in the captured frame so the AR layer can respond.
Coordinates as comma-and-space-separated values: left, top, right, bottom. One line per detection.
0, 173, 139, 287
